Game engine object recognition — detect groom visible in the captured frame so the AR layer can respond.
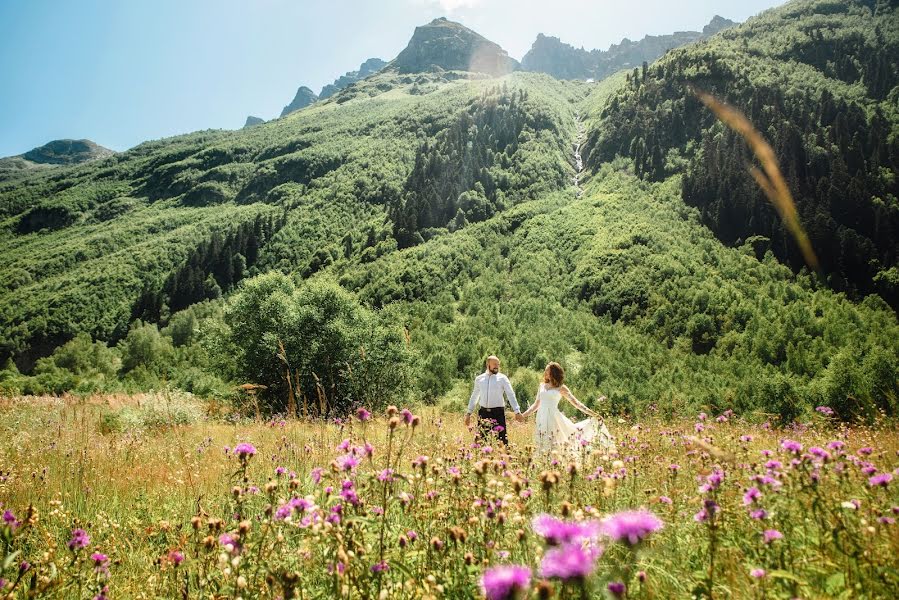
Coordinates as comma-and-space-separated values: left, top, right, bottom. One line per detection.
464, 355, 523, 445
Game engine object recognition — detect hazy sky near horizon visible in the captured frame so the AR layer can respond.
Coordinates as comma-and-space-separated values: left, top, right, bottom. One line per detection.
0, 0, 786, 157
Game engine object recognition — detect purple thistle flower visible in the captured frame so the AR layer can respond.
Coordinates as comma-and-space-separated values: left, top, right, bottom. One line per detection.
531, 514, 601, 546
310, 467, 323, 484
607, 582, 626, 598
781, 439, 802, 454
370, 560, 389, 573
378, 468, 394, 482
539, 542, 602, 580
749, 509, 768, 520
401, 408, 414, 424
808, 447, 831, 461
91, 552, 109, 566
600, 509, 664, 546
169, 550, 185, 565
335, 454, 359, 472
869, 473, 892, 487
828, 440, 845, 450
750, 568, 766, 578
815, 406, 834, 416
2, 510, 19, 531
763, 529, 783, 543
658, 496, 672, 505
218, 533, 240, 553
858, 447, 873, 456
68, 528, 90, 550
356, 407, 372, 422
480, 565, 531, 600
234, 443, 256, 459
694, 500, 719, 523
743, 487, 762, 506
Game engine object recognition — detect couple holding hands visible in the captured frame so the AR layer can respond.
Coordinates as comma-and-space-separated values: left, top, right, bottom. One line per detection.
464, 355, 616, 460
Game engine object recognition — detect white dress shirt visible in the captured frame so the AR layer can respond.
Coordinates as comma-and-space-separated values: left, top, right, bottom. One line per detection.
467, 371, 521, 414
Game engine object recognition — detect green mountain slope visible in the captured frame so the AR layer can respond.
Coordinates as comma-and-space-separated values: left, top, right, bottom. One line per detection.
584, 0, 899, 308
0, 8, 896, 419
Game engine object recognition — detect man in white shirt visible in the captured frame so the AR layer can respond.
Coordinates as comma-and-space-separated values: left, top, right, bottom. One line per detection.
464, 355, 523, 445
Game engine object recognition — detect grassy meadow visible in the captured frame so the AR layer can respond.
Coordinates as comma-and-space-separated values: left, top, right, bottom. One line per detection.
1, 394, 898, 599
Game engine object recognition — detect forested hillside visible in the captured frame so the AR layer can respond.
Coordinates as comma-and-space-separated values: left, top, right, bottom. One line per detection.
584, 0, 899, 308
0, 1, 897, 421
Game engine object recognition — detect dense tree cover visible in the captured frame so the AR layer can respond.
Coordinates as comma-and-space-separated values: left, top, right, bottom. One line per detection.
222, 272, 414, 415
391, 81, 575, 245
0, 72, 571, 374
336, 171, 898, 421
583, 0, 899, 308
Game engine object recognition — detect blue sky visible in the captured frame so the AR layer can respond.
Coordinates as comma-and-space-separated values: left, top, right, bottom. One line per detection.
0, 0, 785, 157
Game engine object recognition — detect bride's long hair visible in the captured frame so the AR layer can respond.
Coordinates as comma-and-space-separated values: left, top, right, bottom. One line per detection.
543, 362, 564, 388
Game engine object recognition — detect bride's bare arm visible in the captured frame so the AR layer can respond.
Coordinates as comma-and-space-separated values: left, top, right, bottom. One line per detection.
561, 385, 599, 418
521, 397, 540, 417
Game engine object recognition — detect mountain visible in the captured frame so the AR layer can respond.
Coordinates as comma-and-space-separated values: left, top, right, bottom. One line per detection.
243, 116, 265, 128
583, 0, 899, 310
390, 17, 519, 75
0, 4, 896, 421
0, 139, 115, 176
319, 58, 387, 99
521, 16, 736, 80
280, 86, 318, 117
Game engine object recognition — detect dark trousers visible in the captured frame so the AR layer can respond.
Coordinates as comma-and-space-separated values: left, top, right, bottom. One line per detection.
477, 406, 508, 445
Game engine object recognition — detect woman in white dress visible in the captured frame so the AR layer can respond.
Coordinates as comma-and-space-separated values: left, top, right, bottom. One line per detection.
521, 362, 617, 464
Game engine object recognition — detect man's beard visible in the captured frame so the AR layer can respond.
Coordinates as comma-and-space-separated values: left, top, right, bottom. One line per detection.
489, 368, 498, 374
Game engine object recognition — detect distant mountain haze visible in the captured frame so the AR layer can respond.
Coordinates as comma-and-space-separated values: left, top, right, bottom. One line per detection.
521, 16, 737, 80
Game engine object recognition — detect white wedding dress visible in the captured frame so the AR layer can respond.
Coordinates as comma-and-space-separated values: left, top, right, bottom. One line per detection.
534, 383, 616, 463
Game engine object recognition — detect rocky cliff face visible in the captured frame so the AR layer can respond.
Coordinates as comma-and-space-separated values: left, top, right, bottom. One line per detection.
319, 58, 387, 99
280, 86, 318, 117
390, 17, 519, 76
521, 16, 737, 80
243, 116, 265, 128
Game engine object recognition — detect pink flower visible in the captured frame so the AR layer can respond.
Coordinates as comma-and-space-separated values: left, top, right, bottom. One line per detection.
743, 487, 762, 505
539, 542, 602, 580
750, 568, 766, 578
600, 509, 664, 546
68, 528, 90, 550
234, 443, 256, 458
780, 440, 802, 454
607, 582, 626, 597
480, 565, 531, 600
356, 407, 372, 422
532, 514, 600, 546
763, 529, 783, 543
869, 473, 892, 487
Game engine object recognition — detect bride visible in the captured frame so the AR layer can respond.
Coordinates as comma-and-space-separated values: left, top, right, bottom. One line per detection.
521, 362, 616, 463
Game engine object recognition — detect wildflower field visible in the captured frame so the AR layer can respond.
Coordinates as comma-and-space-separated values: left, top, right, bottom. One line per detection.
1, 395, 898, 599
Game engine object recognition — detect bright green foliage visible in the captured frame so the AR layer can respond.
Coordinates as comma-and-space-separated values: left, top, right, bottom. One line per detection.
584, 0, 899, 308
225, 272, 414, 415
